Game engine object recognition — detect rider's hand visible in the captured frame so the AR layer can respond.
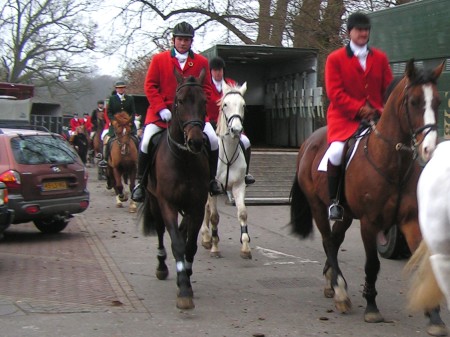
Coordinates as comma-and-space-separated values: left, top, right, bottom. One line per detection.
358, 105, 377, 120
159, 109, 172, 122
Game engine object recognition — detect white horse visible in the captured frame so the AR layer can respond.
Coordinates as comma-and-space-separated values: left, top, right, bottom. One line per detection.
201, 82, 252, 259
405, 141, 450, 313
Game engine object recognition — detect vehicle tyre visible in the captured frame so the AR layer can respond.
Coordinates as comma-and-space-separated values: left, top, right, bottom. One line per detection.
376, 225, 410, 259
34, 217, 69, 234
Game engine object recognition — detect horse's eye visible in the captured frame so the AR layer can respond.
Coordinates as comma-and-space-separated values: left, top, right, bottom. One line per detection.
178, 100, 183, 105
223, 103, 227, 108
410, 98, 419, 107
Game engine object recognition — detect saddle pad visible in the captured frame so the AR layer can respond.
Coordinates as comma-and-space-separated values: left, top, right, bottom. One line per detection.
318, 128, 369, 172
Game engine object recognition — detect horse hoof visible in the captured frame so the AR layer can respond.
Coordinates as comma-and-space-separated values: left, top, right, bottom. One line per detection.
240, 251, 252, 259
119, 194, 128, 202
116, 203, 123, 208
202, 240, 212, 250
335, 298, 352, 314
129, 201, 137, 213
324, 287, 335, 298
176, 297, 195, 310
156, 269, 168, 280
364, 311, 384, 323
210, 251, 222, 258
427, 324, 448, 336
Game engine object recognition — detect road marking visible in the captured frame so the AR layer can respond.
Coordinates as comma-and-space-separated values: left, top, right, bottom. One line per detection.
255, 246, 319, 265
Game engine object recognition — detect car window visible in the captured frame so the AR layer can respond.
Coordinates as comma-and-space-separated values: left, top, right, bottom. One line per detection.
10, 135, 79, 164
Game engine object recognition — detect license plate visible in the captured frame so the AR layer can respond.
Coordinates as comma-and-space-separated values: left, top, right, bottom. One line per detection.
42, 181, 67, 191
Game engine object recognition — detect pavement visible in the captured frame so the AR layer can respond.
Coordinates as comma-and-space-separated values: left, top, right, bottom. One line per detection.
0, 162, 448, 337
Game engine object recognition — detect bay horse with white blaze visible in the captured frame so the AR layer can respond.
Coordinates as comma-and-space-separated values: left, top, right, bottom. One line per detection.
140, 69, 209, 310
106, 111, 138, 212
289, 59, 445, 335
406, 140, 450, 315
201, 82, 252, 259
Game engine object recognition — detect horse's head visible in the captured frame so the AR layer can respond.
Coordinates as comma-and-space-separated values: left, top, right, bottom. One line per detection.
112, 111, 132, 136
388, 59, 444, 162
217, 82, 247, 139
75, 124, 86, 135
172, 69, 207, 154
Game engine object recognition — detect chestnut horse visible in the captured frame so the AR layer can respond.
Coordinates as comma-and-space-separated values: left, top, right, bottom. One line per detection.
289, 60, 445, 335
106, 111, 138, 212
140, 70, 209, 310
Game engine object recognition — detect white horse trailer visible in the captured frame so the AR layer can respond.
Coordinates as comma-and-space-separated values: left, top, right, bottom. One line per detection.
202, 44, 323, 148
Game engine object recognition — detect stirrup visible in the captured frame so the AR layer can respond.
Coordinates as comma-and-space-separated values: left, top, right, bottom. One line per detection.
328, 202, 344, 221
98, 160, 107, 168
131, 183, 144, 202
245, 174, 255, 185
95, 153, 103, 160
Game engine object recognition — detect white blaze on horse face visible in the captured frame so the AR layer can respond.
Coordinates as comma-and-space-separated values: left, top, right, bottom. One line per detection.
224, 93, 244, 138
421, 84, 437, 162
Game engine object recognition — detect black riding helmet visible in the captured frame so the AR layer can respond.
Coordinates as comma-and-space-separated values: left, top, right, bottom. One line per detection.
347, 12, 371, 32
173, 22, 195, 38
210, 56, 225, 70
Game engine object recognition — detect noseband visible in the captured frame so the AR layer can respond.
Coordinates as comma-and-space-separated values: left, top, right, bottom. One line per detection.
167, 81, 205, 153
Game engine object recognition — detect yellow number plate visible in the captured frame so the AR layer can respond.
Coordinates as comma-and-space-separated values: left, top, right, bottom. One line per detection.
43, 181, 67, 191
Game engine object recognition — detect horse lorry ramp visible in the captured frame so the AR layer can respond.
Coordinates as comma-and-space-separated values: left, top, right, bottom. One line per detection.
227, 149, 298, 205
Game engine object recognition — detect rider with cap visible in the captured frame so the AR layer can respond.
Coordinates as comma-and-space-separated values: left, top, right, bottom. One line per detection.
131, 21, 221, 202
99, 80, 138, 167
207, 56, 255, 185
325, 12, 393, 221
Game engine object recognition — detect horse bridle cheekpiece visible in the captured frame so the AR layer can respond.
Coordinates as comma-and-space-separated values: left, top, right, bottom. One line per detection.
168, 81, 205, 153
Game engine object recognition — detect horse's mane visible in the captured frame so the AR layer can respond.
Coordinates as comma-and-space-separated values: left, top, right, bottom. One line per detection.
216, 83, 242, 136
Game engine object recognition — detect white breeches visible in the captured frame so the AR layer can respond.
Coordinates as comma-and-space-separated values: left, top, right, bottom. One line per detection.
240, 134, 250, 149
327, 141, 345, 166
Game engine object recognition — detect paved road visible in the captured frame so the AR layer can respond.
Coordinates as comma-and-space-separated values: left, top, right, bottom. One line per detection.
0, 165, 447, 337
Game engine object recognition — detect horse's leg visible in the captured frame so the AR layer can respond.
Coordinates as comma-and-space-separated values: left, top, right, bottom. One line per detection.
208, 195, 220, 257
360, 219, 384, 323
113, 168, 127, 207
200, 197, 213, 250
155, 222, 168, 280
232, 183, 250, 259
163, 207, 195, 309
314, 204, 352, 313
128, 165, 137, 213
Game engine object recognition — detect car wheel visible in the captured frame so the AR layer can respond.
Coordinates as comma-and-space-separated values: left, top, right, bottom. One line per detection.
376, 225, 410, 259
34, 217, 69, 234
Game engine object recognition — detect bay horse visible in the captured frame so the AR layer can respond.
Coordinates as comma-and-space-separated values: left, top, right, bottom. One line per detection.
200, 82, 252, 258
289, 59, 445, 335
405, 141, 450, 315
106, 111, 138, 212
140, 69, 209, 310
70, 124, 89, 165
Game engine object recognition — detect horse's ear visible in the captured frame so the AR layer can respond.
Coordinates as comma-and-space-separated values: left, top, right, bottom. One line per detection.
431, 60, 445, 81
239, 82, 247, 96
174, 68, 183, 84
405, 58, 416, 82
223, 81, 231, 94
198, 68, 206, 84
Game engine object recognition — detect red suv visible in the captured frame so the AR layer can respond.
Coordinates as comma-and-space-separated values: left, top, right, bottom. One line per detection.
0, 127, 89, 233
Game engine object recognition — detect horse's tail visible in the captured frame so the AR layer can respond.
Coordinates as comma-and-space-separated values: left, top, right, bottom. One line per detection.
289, 177, 313, 238
404, 240, 443, 311
137, 196, 157, 236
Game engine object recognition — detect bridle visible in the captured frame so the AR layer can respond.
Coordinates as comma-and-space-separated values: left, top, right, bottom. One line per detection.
220, 91, 245, 136
167, 81, 205, 154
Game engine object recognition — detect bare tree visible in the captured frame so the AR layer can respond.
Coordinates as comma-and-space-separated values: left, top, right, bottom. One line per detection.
0, 0, 99, 89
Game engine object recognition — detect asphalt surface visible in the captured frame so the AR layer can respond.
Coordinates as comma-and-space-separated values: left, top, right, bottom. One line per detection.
0, 163, 448, 337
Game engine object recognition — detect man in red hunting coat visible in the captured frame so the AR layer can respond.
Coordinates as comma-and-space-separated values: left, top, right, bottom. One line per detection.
131, 21, 221, 202
325, 12, 393, 221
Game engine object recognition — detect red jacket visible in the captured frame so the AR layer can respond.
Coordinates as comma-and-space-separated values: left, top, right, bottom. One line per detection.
70, 117, 84, 132
207, 78, 237, 124
144, 48, 213, 127
325, 44, 393, 143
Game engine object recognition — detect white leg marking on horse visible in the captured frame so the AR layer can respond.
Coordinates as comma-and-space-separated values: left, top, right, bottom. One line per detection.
176, 261, 185, 272
334, 275, 348, 302
256, 246, 319, 264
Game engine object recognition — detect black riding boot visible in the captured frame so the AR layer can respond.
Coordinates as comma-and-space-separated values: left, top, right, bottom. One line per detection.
241, 144, 255, 185
99, 137, 110, 168
327, 160, 344, 221
131, 151, 149, 202
209, 149, 222, 196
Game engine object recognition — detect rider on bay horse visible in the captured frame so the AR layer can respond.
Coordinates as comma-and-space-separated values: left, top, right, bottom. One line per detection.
99, 81, 139, 169
131, 21, 222, 202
